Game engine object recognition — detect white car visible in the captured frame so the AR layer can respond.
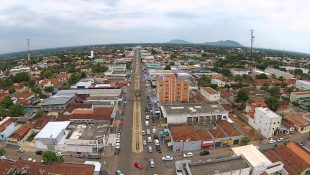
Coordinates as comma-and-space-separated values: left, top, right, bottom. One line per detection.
162, 156, 173, 161
277, 137, 284, 142
268, 139, 276, 144
152, 128, 157, 134
143, 140, 147, 146
154, 139, 159, 146
145, 115, 150, 120
56, 152, 63, 157
142, 130, 145, 135
116, 143, 120, 149
183, 152, 193, 158
116, 138, 121, 143
117, 133, 121, 138
146, 129, 151, 135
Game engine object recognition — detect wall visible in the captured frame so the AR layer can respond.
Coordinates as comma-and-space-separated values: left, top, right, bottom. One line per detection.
173, 141, 202, 152
0, 122, 16, 140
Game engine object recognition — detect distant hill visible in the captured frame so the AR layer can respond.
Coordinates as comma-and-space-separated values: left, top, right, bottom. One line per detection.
165, 39, 243, 47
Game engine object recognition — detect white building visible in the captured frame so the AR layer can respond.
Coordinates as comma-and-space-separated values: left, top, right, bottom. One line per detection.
160, 103, 228, 125
84, 161, 101, 175
0, 117, 17, 141
248, 107, 282, 138
200, 87, 220, 102
295, 80, 310, 90
71, 79, 94, 89
231, 68, 251, 76
88, 50, 94, 58
34, 121, 71, 150
290, 91, 310, 102
108, 64, 126, 72
211, 79, 226, 87
10, 66, 30, 75
232, 145, 287, 175
265, 67, 294, 79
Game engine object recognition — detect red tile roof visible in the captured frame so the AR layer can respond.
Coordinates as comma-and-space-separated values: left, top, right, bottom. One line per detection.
9, 123, 32, 140
0, 118, 17, 132
57, 107, 113, 121
65, 103, 93, 113
254, 78, 281, 86
286, 142, 310, 165
0, 159, 95, 175
15, 91, 35, 100
287, 114, 309, 128
264, 150, 299, 175
33, 115, 55, 130
216, 120, 241, 137
169, 125, 213, 142
203, 87, 218, 95
208, 128, 226, 138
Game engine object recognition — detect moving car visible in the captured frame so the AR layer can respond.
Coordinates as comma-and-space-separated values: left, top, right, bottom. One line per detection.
199, 150, 210, 156
162, 156, 173, 161
134, 162, 143, 170
149, 159, 155, 168
183, 152, 193, 158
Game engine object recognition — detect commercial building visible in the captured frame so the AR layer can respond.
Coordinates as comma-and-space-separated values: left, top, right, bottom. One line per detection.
160, 103, 228, 125
296, 80, 310, 91
7, 123, 32, 145
232, 145, 287, 175
55, 89, 122, 101
157, 74, 189, 103
290, 91, 310, 110
71, 79, 94, 89
211, 79, 226, 87
231, 68, 251, 76
200, 87, 220, 102
0, 117, 17, 141
265, 67, 294, 79
42, 94, 77, 112
248, 107, 282, 138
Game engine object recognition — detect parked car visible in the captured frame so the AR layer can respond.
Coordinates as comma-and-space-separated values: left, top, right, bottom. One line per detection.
155, 145, 161, 151
115, 170, 124, 175
17, 148, 24, 153
87, 153, 101, 159
148, 146, 153, 153
145, 121, 149, 127
35, 150, 43, 155
268, 139, 276, 144
200, 150, 210, 156
154, 139, 159, 145
183, 152, 193, 158
142, 130, 145, 135
143, 140, 147, 146
134, 162, 144, 170
116, 143, 120, 149
116, 138, 121, 143
152, 128, 157, 134
55, 152, 63, 157
277, 137, 284, 142
114, 149, 120, 155
146, 129, 151, 135
162, 155, 173, 161
147, 137, 152, 143
153, 135, 159, 139
145, 115, 149, 120
76, 154, 85, 158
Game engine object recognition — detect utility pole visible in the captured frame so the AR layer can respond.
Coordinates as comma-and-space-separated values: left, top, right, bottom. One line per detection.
250, 30, 254, 62
27, 38, 31, 76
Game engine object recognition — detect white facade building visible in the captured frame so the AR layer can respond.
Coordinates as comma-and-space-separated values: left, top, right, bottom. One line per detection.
264, 67, 294, 79
0, 117, 17, 141
295, 80, 310, 91
248, 107, 282, 138
231, 68, 251, 76
211, 79, 226, 87
200, 87, 220, 102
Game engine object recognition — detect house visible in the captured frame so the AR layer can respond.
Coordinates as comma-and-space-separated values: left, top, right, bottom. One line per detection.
290, 91, 310, 110
248, 107, 282, 138
231, 68, 251, 76
71, 79, 94, 89
15, 91, 35, 105
7, 123, 33, 145
0, 117, 17, 141
160, 103, 228, 125
296, 80, 310, 91
254, 78, 282, 87
200, 87, 220, 102
56, 107, 114, 122
286, 114, 310, 134
32, 115, 55, 132
211, 79, 226, 87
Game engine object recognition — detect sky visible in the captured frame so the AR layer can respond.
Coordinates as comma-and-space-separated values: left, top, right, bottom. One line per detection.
0, 0, 310, 54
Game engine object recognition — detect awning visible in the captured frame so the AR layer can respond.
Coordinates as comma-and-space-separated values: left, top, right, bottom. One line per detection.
201, 140, 215, 147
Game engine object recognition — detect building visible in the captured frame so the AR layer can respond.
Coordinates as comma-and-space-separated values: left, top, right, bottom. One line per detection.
265, 67, 294, 79
286, 114, 310, 134
41, 94, 77, 112
0, 159, 95, 175
71, 79, 94, 89
248, 107, 282, 138
160, 103, 228, 125
55, 89, 122, 101
0, 117, 17, 141
296, 80, 310, 91
157, 74, 189, 103
145, 63, 161, 69
231, 68, 251, 76
232, 145, 287, 175
290, 91, 310, 109
34, 121, 71, 151
7, 123, 32, 145
211, 79, 225, 87
200, 87, 220, 102
108, 64, 126, 72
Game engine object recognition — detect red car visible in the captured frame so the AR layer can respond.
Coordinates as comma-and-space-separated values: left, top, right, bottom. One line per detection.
134, 162, 143, 170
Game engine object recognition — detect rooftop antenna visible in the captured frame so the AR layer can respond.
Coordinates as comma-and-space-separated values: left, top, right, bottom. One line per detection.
27, 38, 31, 75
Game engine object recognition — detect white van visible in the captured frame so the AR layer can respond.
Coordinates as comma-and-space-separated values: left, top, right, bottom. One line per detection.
154, 139, 159, 146
147, 136, 152, 143
152, 128, 157, 134
145, 121, 149, 127
145, 115, 149, 120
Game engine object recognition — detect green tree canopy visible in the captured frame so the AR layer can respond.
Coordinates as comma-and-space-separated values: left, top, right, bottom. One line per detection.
40, 69, 54, 79
13, 72, 30, 83
91, 63, 108, 73
42, 151, 64, 164
265, 97, 279, 112
44, 86, 54, 93
293, 68, 303, 75
255, 73, 268, 79
8, 88, 16, 94
0, 148, 5, 156
236, 89, 249, 102
268, 86, 280, 97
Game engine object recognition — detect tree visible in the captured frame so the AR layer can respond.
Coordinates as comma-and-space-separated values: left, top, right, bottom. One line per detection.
8, 88, 16, 94
240, 137, 251, 145
210, 84, 218, 90
256, 73, 268, 79
220, 68, 232, 77
261, 83, 270, 91
44, 86, 54, 93
294, 68, 303, 75
10, 103, 25, 116
265, 97, 279, 112
0, 148, 5, 156
91, 63, 108, 73
40, 69, 53, 79
32, 87, 42, 95
68, 73, 81, 85
126, 62, 132, 70
236, 89, 249, 102
80, 72, 87, 79
163, 65, 171, 70
13, 72, 30, 83
34, 110, 44, 118
268, 86, 280, 97
42, 151, 63, 164
1, 96, 13, 109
